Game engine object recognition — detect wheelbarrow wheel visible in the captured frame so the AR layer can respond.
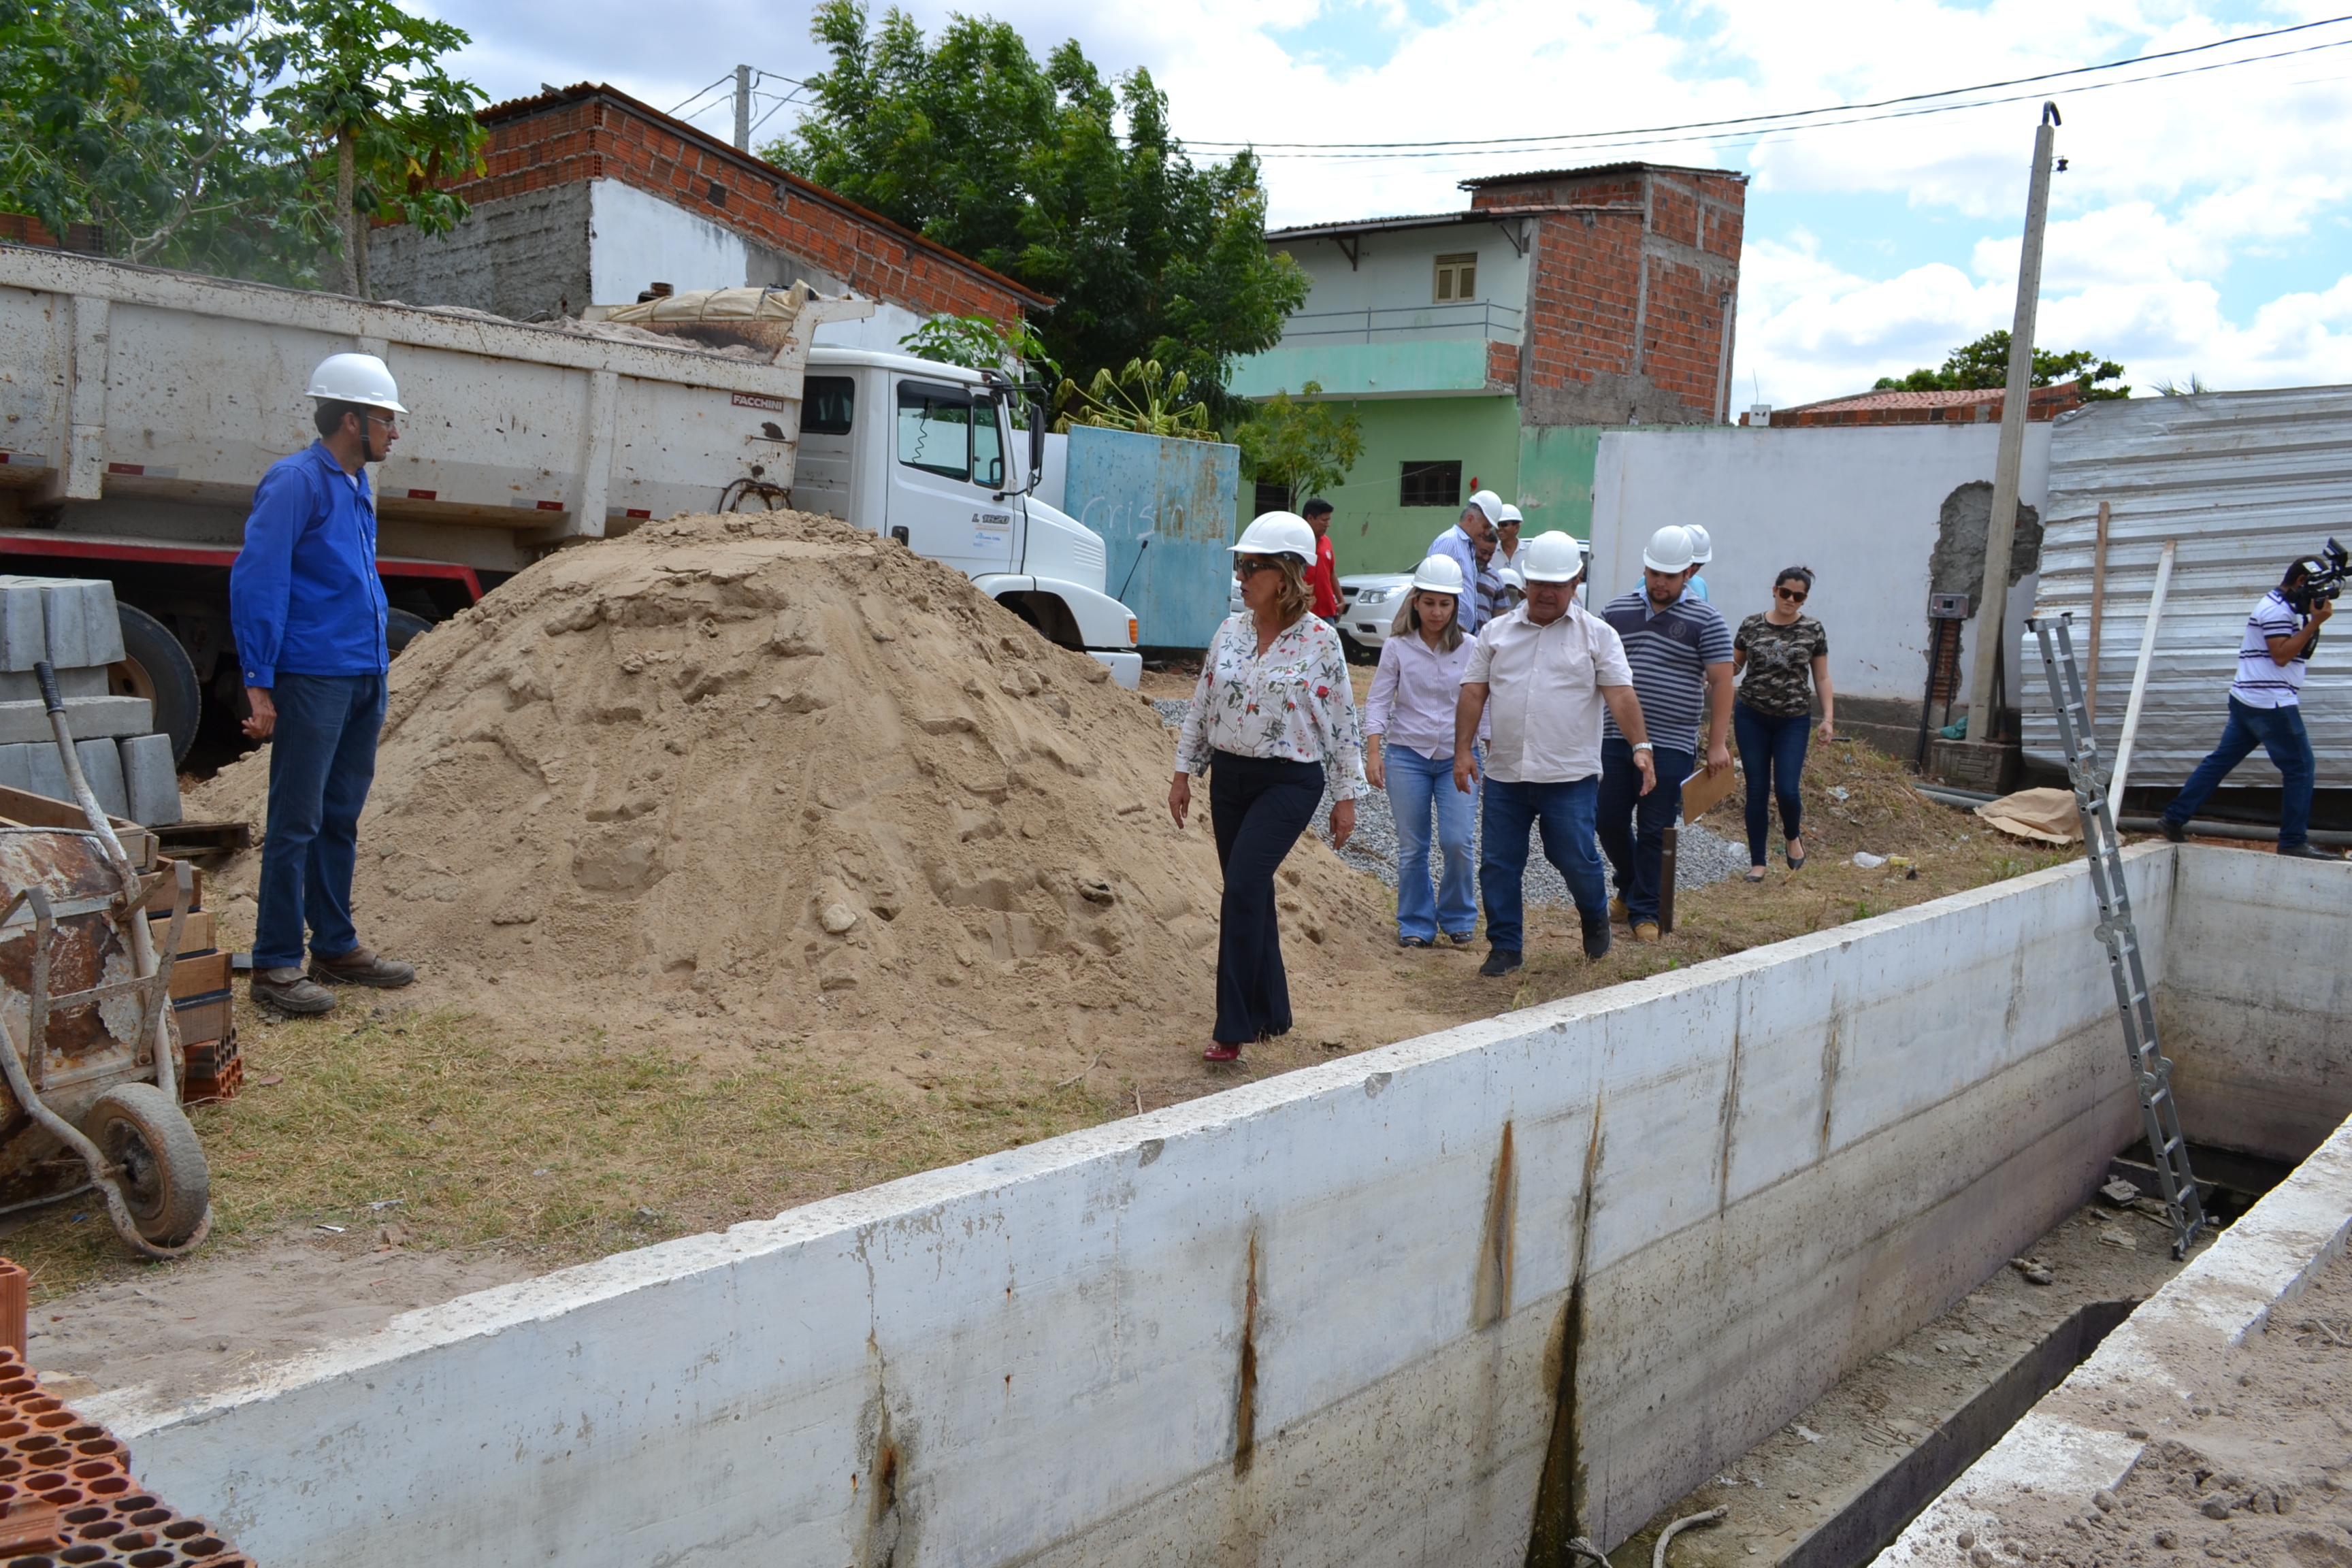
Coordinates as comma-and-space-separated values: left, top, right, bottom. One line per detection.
85, 1084, 210, 1249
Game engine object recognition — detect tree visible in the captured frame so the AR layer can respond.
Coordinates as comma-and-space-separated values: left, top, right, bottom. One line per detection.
262, 0, 486, 297
1874, 331, 2129, 399
0, 0, 483, 291
898, 312, 1058, 380
0, 0, 314, 274
1234, 382, 1362, 509
768, 1, 1306, 413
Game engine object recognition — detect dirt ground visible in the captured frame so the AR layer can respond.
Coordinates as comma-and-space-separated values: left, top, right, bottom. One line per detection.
1614, 1197, 2195, 1566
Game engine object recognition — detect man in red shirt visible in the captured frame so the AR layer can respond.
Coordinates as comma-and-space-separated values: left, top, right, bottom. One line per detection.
1302, 497, 1340, 622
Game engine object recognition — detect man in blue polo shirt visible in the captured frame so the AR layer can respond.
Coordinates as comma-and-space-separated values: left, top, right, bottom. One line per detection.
1598, 525, 1734, 941
229, 353, 419, 1013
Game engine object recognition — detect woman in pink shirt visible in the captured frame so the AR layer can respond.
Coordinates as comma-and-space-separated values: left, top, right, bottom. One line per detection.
1365, 555, 1486, 946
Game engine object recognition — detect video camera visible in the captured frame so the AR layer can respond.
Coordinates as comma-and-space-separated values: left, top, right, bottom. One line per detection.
2285, 538, 2350, 615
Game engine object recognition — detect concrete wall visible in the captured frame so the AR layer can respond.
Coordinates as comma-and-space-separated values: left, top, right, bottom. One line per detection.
2159, 847, 2352, 1163
93, 847, 2185, 1565
1590, 424, 2051, 753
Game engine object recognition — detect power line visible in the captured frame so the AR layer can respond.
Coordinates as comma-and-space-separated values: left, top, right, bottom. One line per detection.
1183, 12, 2352, 154
1237, 32, 2352, 163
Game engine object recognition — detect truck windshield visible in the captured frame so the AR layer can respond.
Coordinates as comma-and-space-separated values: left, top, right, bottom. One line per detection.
897, 380, 979, 483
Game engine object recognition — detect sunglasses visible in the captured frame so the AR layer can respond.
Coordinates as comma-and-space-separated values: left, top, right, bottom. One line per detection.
1777, 586, 1808, 603
1235, 557, 1286, 578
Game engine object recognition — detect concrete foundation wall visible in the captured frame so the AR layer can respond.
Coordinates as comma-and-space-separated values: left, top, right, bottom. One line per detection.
96, 849, 2181, 1565
2159, 847, 2352, 1163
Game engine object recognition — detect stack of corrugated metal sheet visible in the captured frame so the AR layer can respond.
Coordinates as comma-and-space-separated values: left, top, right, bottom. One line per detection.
2022, 386, 2352, 789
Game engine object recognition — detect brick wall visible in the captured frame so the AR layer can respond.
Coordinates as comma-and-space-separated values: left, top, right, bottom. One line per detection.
0, 213, 108, 254
1466, 163, 1745, 427
415, 84, 1045, 326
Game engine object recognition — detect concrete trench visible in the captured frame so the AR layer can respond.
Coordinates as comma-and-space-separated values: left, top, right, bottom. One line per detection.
81, 844, 2351, 1567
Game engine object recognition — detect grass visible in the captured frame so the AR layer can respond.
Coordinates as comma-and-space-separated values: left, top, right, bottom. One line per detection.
7, 1004, 1120, 1304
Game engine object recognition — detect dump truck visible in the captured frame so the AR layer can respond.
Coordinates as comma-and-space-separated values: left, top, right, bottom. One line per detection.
0, 247, 1144, 761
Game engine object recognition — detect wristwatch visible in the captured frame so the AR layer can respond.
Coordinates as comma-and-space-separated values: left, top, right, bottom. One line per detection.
1633, 742, 1654, 753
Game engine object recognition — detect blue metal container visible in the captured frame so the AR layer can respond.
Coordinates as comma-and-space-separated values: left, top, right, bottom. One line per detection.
1063, 426, 1239, 650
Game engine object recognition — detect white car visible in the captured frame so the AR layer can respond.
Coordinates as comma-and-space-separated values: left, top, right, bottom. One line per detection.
1336, 572, 1414, 656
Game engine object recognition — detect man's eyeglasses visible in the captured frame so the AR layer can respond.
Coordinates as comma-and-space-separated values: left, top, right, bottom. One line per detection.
1777, 587, 1808, 603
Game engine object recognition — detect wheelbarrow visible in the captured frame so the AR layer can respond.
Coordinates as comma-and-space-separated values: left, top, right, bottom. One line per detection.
0, 663, 210, 1260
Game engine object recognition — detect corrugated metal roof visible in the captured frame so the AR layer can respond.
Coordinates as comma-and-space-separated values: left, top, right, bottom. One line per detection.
2019, 386, 2352, 788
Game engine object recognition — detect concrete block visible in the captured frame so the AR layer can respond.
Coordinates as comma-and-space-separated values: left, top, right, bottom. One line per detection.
0, 576, 124, 672
74, 738, 125, 819
118, 734, 180, 827
0, 744, 33, 795
0, 666, 104, 704
0, 581, 46, 672
0, 696, 151, 745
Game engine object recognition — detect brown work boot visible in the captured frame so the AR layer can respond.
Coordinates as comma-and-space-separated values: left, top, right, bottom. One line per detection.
1632, 921, 1662, 943
252, 966, 336, 1014
309, 947, 416, 988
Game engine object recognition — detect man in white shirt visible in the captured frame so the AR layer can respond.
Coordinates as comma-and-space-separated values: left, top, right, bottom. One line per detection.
1430, 491, 1503, 634
1494, 504, 1524, 576
1454, 530, 1654, 973
2158, 550, 2340, 858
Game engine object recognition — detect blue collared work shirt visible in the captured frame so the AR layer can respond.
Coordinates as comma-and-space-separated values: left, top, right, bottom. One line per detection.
231, 442, 390, 687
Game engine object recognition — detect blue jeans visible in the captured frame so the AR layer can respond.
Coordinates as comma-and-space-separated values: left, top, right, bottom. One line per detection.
1597, 738, 1695, 926
1479, 776, 1606, 953
1386, 747, 1478, 941
1208, 752, 1324, 1045
254, 674, 387, 968
1733, 702, 1812, 865
2162, 697, 2315, 849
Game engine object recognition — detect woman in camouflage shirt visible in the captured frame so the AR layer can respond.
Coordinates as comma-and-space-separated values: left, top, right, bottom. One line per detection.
1731, 566, 1835, 878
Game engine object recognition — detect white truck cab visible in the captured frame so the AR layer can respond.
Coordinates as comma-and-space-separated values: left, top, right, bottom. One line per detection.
796, 347, 1142, 688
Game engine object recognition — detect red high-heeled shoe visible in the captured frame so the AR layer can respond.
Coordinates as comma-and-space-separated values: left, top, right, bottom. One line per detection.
1203, 1042, 1243, 1062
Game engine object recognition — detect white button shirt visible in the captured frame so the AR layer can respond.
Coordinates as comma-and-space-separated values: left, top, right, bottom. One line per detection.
1462, 600, 1635, 784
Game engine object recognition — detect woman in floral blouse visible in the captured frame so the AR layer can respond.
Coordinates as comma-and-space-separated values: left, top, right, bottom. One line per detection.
1171, 513, 1366, 1062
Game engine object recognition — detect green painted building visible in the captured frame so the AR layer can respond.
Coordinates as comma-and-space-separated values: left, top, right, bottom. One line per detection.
1230, 164, 1748, 576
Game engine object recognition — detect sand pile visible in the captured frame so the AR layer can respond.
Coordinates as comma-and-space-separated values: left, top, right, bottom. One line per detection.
193, 511, 1407, 1077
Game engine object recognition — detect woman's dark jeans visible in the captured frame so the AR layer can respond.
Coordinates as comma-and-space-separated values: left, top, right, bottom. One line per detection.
1733, 701, 1810, 866
1207, 751, 1325, 1045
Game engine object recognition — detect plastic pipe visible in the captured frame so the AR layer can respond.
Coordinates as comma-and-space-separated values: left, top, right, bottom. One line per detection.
2107, 540, 2175, 810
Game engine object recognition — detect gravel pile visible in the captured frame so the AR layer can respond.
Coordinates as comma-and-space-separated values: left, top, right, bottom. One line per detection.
1154, 698, 1750, 911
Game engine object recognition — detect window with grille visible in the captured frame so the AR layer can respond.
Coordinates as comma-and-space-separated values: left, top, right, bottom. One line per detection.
1254, 479, 1292, 515
1399, 460, 1462, 508
1433, 252, 1477, 302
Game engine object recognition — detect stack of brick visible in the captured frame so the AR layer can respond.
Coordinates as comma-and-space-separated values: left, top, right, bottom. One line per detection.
144, 871, 237, 1105
0, 1341, 252, 1565
0, 579, 181, 829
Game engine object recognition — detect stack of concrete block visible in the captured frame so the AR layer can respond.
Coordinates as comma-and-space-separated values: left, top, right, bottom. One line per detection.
0, 576, 180, 826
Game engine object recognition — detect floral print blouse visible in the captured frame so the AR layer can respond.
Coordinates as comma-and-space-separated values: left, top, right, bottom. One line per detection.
1175, 612, 1369, 799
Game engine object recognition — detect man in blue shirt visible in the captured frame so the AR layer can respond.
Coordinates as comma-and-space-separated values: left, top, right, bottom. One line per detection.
230, 353, 419, 1013
1430, 491, 1503, 634
1597, 525, 1734, 941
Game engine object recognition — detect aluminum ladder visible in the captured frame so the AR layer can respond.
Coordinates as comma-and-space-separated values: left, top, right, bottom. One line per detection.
2028, 612, 2205, 1258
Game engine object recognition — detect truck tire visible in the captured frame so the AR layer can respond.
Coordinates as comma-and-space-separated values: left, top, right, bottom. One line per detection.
109, 604, 201, 766
387, 608, 435, 655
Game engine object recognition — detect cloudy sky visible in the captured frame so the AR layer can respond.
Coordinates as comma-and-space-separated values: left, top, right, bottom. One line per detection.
426, 0, 2352, 407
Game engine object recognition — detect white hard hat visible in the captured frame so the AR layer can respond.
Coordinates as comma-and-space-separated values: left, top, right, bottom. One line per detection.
306, 353, 407, 414
1463, 489, 1504, 526
1520, 530, 1586, 583
1499, 566, 1525, 591
1643, 525, 1699, 573
1684, 523, 1713, 564
1230, 511, 1316, 564
1497, 504, 1524, 526
1409, 555, 1466, 595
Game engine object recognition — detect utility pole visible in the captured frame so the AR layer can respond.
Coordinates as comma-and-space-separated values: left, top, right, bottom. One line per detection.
734, 64, 752, 152
1965, 103, 2060, 745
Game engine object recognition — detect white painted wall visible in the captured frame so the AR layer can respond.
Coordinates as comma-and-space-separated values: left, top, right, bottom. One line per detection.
587, 180, 749, 304
1590, 425, 2053, 710
95, 846, 2210, 1566
1276, 225, 1531, 339
809, 297, 930, 353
